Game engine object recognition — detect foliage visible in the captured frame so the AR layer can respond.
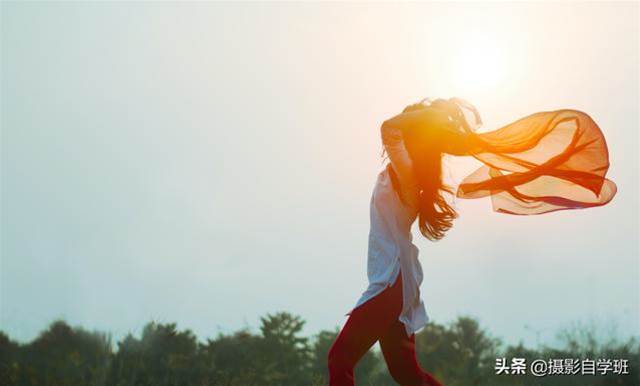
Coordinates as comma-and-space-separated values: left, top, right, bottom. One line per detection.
0, 313, 637, 386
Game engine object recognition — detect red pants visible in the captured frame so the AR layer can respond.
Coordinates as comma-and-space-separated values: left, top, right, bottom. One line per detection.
327, 271, 443, 386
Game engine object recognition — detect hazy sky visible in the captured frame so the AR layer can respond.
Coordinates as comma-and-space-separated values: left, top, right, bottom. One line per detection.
2, 2, 638, 349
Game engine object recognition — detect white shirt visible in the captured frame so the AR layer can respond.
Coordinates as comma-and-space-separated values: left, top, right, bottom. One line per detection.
347, 125, 429, 337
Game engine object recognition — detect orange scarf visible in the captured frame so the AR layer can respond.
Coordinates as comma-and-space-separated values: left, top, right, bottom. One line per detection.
445, 99, 617, 214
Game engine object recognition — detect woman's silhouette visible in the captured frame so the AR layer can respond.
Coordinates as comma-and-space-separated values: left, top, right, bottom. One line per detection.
327, 98, 616, 386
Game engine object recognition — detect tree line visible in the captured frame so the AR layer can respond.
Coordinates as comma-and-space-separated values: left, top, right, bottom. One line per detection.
1, 312, 637, 386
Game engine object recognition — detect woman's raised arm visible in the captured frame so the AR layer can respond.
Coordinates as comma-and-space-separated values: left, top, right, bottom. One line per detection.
382, 103, 475, 157
381, 107, 452, 135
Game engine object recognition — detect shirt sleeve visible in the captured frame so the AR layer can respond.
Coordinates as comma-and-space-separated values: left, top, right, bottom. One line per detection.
381, 125, 420, 208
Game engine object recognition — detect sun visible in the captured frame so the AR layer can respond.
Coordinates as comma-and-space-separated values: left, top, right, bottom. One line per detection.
451, 33, 507, 97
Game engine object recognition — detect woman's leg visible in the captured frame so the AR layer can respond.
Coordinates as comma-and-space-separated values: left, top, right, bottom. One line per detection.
379, 320, 444, 386
327, 274, 403, 386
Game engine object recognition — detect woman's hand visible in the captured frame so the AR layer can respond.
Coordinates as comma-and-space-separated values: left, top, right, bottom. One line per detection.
402, 100, 429, 113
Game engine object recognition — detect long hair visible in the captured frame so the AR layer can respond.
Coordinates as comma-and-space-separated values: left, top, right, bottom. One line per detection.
387, 99, 460, 241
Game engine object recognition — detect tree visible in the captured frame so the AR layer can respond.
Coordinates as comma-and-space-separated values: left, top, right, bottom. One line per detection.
106, 321, 201, 386
202, 329, 265, 386
258, 312, 313, 386
0, 331, 21, 386
1, 313, 638, 386
413, 316, 500, 386
20, 320, 111, 386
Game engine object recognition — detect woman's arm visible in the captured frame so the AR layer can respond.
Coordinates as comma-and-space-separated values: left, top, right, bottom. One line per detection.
381, 107, 453, 135
382, 104, 475, 157
380, 105, 451, 206
380, 123, 420, 208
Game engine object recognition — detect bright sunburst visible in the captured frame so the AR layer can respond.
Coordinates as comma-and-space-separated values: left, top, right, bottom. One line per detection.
452, 32, 507, 97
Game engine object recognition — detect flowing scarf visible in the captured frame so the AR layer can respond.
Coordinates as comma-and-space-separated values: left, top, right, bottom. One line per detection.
435, 98, 617, 215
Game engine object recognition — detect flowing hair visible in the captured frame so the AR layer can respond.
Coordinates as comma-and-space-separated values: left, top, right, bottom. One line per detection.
385, 98, 465, 241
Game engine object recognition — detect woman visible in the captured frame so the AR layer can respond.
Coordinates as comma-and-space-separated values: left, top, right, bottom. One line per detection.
327, 98, 617, 386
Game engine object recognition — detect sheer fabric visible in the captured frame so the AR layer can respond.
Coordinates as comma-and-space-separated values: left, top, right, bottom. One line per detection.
440, 98, 617, 214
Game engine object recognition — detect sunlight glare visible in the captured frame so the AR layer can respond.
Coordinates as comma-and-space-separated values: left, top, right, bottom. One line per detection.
452, 33, 507, 98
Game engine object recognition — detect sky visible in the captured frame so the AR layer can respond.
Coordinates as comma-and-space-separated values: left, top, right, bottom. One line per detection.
1, 2, 638, 350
